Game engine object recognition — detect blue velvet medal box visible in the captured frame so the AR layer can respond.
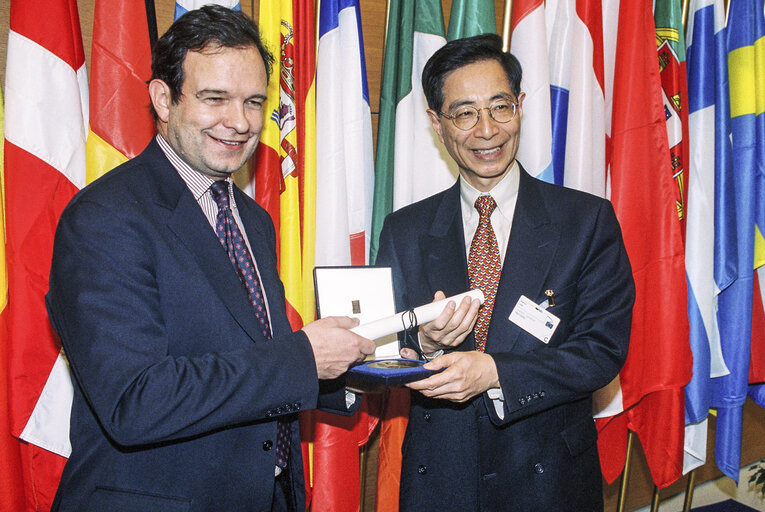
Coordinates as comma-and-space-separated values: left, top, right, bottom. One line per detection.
346, 358, 443, 393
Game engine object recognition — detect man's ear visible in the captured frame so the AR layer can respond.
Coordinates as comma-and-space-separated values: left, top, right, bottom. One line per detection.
426, 109, 445, 143
148, 79, 172, 123
516, 91, 526, 119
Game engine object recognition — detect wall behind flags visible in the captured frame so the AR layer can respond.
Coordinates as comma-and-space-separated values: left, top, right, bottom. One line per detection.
0, 0, 507, 144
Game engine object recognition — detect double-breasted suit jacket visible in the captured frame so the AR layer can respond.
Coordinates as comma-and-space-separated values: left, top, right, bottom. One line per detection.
376, 166, 634, 511
46, 140, 349, 512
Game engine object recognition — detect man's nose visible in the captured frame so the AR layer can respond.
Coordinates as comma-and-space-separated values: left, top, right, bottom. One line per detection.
473, 108, 500, 137
224, 103, 249, 133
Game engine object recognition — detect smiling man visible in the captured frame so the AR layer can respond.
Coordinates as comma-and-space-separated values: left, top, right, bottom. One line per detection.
45, 6, 374, 512
375, 34, 635, 511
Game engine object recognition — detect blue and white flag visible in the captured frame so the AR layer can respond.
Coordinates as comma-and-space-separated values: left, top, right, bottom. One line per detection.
683, 0, 731, 474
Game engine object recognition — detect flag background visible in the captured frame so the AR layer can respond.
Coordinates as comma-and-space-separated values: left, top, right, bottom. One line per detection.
312, 1, 380, 510
595, 0, 692, 489
4, 1, 87, 509
711, 0, 765, 482
684, 0, 732, 475
1, 1, 765, 510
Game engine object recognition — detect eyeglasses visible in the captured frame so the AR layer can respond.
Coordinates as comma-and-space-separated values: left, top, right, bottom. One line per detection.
438, 100, 518, 131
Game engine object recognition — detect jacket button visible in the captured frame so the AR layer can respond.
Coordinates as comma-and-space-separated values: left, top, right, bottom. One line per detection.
417, 465, 427, 475
534, 463, 544, 474
263, 440, 273, 451
423, 412, 431, 421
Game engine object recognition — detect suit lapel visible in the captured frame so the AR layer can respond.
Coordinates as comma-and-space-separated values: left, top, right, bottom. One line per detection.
145, 143, 265, 343
421, 183, 470, 300
488, 167, 560, 353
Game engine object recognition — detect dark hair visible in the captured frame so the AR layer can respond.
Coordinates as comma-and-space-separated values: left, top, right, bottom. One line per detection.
421, 33, 522, 112
149, 5, 274, 120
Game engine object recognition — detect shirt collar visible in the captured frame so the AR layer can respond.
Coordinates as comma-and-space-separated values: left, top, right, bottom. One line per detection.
459, 160, 520, 218
155, 134, 232, 200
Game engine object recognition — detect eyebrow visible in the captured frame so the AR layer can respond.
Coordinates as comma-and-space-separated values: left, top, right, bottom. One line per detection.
195, 89, 267, 102
445, 93, 515, 112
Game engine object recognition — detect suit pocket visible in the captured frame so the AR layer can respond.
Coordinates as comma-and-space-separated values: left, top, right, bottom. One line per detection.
560, 414, 598, 457
87, 486, 191, 512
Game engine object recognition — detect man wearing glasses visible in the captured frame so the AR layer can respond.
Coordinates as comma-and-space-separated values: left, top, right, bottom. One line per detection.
375, 34, 635, 511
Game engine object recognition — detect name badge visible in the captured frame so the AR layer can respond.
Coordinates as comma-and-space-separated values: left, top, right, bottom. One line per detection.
508, 295, 560, 344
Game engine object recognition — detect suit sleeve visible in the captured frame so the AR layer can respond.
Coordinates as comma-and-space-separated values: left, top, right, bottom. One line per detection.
374, 217, 422, 355
46, 197, 320, 448
486, 200, 634, 425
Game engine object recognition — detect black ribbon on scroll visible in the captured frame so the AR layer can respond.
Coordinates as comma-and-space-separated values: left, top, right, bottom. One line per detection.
401, 308, 425, 360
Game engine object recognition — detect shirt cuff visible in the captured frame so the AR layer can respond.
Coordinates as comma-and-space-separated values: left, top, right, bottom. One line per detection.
345, 390, 356, 409
417, 331, 444, 361
487, 387, 505, 419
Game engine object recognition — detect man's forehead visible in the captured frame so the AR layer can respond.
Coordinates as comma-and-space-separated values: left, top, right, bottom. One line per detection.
441, 61, 514, 96
180, 46, 266, 92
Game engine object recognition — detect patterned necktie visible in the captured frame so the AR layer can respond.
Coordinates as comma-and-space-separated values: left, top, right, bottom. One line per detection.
209, 181, 290, 468
468, 195, 501, 352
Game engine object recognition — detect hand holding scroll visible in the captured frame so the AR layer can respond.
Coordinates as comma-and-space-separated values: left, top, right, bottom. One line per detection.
416, 290, 481, 357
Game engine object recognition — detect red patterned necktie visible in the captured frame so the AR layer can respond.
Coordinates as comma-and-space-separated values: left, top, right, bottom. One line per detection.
468, 195, 501, 352
210, 181, 290, 469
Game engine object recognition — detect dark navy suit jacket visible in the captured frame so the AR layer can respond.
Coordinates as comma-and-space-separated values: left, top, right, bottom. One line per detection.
46, 140, 347, 512
376, 167, 634, 512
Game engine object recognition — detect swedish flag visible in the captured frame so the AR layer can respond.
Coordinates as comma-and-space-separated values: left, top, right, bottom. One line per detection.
711, 0, 765, 482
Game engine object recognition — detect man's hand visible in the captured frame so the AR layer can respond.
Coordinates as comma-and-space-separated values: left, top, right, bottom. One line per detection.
417, 290, 481, 355
302, 316, 376, 380
406, 351, 499, 402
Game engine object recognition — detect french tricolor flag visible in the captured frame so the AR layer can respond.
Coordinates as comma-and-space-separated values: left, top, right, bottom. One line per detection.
315, 0, 374, 267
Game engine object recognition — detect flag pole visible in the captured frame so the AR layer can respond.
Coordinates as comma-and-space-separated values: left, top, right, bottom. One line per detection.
616, 431, 636, 512
650, 484, 661, 512
682, 469, 697, 512
316, 0, 321, 59
382, 0, 391, 60
502, 0, 513, 51
725, 0, 730, 25
360, 442, 368, 511
681, 0, 689, 28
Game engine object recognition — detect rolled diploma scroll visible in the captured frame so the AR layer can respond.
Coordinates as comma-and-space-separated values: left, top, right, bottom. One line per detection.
350, 289, 485, 340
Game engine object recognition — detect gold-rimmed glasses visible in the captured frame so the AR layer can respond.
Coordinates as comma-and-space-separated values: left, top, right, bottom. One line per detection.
438, 100, 518, 131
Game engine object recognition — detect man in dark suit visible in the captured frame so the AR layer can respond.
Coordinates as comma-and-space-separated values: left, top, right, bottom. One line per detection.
45, 7, 374, 512
376, 34, 635, 511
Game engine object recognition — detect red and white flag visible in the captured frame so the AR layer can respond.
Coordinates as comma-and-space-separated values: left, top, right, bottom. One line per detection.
4, 0, 88, 509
